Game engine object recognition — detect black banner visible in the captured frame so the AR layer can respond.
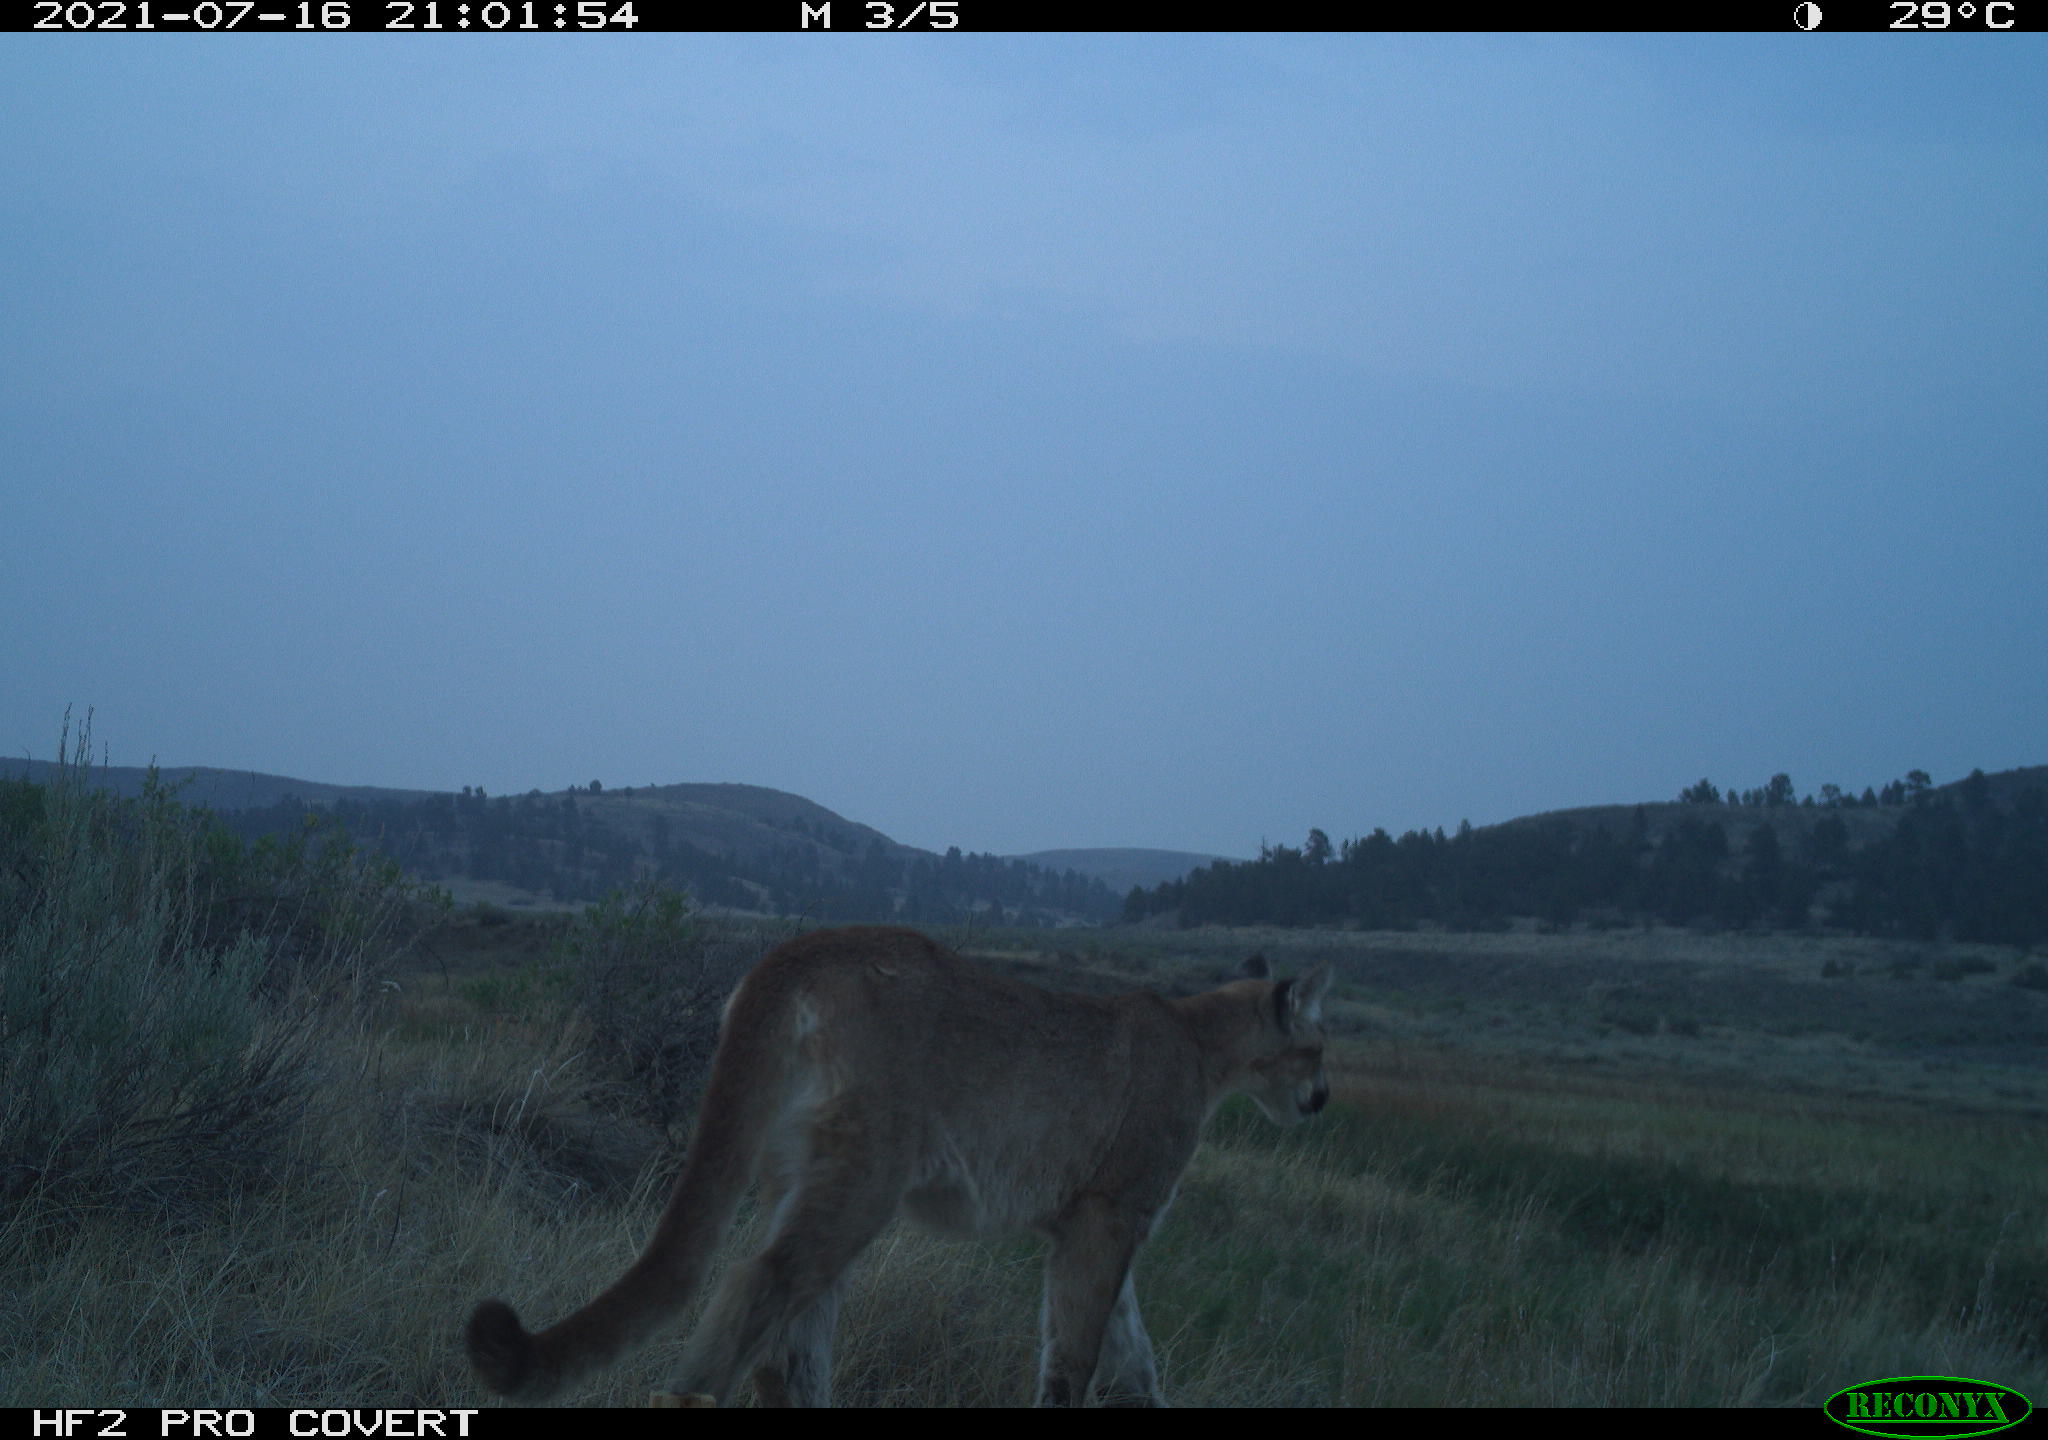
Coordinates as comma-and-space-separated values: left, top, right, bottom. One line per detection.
7, 0, 2040, 32
16, 1416, 493, 1440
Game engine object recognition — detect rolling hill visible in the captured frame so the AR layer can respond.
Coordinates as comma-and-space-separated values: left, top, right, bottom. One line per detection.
0, 759, 1120, 925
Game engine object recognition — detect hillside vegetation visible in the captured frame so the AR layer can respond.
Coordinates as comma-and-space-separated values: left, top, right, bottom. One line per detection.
1127, 767, 2048, 945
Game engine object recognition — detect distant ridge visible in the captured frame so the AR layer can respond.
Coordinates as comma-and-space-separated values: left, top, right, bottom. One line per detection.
12, 755, 2037, 929
0, 759, 437, 813
11, 759, 2037, 866
1484, 764, 2048, 851
1011, 848, 1242, 894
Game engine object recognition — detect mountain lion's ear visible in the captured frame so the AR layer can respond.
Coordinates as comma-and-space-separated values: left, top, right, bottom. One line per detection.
1273, 964, 1333, 1031
1294, 964, 1332, 1024
1241, 953, 1272, 980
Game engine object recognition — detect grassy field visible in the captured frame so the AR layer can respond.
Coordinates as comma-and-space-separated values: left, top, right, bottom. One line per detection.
6, 811, 2045, 1410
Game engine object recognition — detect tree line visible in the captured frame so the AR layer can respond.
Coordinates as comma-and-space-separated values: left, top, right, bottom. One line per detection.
1123, 769, 2048, 944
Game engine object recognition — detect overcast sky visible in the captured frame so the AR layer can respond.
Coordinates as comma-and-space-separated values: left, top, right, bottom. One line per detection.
4, 35, 2043, 858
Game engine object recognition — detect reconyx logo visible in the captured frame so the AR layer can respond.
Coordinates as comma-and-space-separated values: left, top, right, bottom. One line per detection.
1826, 1376, 2032, 1439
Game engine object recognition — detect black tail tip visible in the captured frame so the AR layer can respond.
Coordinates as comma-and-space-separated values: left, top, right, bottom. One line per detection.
466, 1299, 532, 1396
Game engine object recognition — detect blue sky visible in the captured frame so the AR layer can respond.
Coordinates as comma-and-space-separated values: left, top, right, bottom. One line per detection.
3, 35, 2042, 857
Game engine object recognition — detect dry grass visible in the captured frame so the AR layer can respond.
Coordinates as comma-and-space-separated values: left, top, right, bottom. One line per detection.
5, 913, 2044, 1407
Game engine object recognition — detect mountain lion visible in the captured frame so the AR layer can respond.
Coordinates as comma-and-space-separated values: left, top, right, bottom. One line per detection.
466, 925, 1332, 1406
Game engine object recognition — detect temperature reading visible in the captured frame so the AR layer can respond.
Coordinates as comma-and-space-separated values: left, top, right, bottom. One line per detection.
1890, 0, 2017, 23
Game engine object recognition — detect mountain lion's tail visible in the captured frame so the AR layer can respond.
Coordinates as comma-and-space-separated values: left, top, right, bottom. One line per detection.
466, 958, 807, 1402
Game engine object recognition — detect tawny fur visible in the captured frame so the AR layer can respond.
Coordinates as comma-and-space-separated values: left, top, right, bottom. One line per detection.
465, 925, 1331, 1407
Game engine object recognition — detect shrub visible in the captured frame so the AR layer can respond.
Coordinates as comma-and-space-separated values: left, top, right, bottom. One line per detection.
0, 718, 428, 1220
556, 883, 770, 1135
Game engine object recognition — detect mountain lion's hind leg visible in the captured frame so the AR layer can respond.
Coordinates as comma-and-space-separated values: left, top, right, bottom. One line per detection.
750, 1281, 840, 1407
667, 1118, 906, 1405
